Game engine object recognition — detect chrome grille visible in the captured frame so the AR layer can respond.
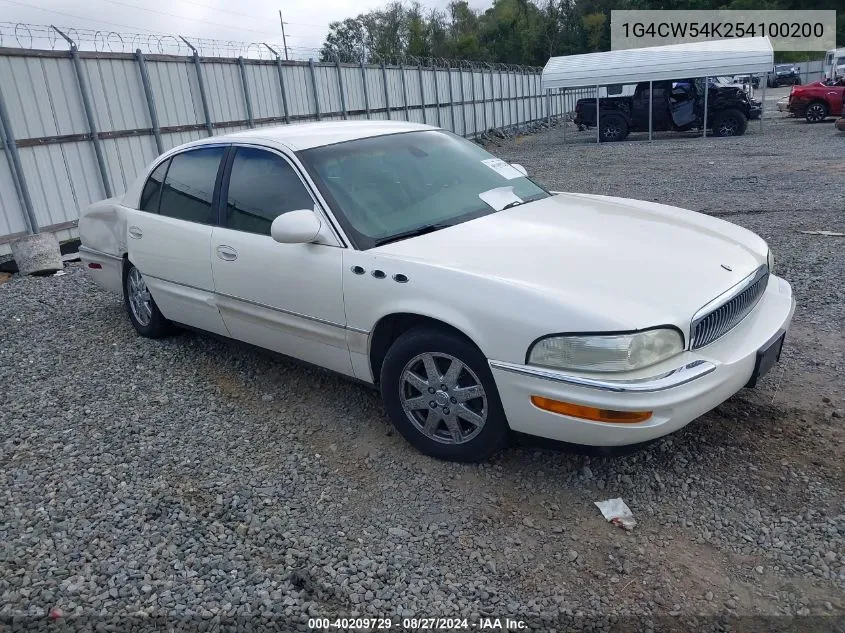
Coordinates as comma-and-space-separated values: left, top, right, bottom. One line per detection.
691, 266, 769, 349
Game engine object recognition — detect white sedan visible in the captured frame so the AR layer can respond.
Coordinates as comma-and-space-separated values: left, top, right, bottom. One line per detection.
79, 121, 794, 462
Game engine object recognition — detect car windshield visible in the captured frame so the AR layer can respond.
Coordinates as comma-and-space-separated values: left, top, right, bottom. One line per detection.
298, 130, 549, 249
775, 65, 792, 71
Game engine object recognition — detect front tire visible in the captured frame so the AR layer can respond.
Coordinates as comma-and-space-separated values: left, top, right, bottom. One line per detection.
122, 262, 172, 338
712, 109, 747, 137
380, 328, 509, 462
804, 101, 828, 123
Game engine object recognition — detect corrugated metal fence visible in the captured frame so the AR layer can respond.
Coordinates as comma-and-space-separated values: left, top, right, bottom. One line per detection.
0, 47, 561, 255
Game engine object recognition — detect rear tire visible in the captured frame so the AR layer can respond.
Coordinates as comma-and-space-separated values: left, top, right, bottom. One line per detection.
122, 262, 172, 338
380, 327, 509, 462
804, 101, 828, 123
712, 109, 747, 137
599, 114, 629, 142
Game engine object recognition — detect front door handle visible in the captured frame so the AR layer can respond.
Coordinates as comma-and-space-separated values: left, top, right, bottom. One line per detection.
128, 226, 143, 239
216, 245, 238, 261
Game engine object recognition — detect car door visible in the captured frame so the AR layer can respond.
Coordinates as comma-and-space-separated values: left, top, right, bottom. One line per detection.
210, 145, 353, 377
827, 85, 844, 115
127, 145, 229, 337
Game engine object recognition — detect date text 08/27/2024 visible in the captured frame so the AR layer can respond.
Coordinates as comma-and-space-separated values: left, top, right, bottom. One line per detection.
307, 617, 527, 630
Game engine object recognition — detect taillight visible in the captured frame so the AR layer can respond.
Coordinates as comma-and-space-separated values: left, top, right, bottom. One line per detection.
88, 263, 102, 269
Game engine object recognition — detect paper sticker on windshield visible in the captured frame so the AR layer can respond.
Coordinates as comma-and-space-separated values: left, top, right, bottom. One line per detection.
481, 158, 522, 180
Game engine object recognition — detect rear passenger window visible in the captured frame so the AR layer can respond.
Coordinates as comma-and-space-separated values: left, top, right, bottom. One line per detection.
225, 147, 314, 235
139, 159, 169, 212
158, 147, 225, 224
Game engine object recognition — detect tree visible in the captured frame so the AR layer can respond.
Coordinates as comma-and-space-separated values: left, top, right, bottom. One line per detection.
320, 17, 366, 62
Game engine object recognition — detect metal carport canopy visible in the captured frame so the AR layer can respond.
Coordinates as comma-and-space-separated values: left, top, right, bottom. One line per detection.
541, 37, 774, 90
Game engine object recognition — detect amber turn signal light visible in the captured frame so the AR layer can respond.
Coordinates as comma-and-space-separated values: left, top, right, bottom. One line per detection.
530, 396, 652, 423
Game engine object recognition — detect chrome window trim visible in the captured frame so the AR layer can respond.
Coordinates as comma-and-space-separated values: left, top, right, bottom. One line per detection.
690, 265, 769, 349
488, 359, 716, 393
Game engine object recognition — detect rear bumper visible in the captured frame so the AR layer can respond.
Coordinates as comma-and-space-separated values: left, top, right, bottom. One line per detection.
489, 275, 794, 447
79, 246, 123, 294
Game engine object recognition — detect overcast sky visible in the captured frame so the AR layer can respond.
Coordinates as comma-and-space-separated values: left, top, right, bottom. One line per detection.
0, 0, 489, 56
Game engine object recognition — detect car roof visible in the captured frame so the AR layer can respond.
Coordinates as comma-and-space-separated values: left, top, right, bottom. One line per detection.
208, 120, 438, 151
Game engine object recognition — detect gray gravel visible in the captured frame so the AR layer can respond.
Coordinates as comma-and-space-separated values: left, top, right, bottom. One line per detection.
2, 107, 844, 630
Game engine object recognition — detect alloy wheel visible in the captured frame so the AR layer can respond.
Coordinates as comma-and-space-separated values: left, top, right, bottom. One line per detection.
127, 267, 152, 327
602, 125, 621, 141
399, 352, 488, 445
718, 118, 739, 136
806, 104, 826, 122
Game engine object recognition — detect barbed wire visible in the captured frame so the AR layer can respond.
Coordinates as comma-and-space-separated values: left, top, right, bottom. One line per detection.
0, 22, 541, 71
0, 22, 320, 59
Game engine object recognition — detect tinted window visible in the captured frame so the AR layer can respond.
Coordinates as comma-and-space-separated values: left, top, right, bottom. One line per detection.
225, 148, 314, 235
158, 147, 225, 224
139, 159, 169, 212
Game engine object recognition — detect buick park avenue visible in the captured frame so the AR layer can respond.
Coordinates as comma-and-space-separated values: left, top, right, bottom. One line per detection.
79, 122, 794, 461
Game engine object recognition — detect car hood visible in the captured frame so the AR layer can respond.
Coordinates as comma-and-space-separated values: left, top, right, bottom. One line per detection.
373, 193, 768, 331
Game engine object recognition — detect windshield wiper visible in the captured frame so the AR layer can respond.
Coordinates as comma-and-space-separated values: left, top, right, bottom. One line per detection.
501, 194, 548, 211
373, 223, 453, 247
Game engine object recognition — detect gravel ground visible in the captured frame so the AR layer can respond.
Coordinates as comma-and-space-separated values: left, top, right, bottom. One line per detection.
1, 105, 844, 631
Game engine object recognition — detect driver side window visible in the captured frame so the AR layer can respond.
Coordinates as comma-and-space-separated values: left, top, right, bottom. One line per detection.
225, 147, 314, 236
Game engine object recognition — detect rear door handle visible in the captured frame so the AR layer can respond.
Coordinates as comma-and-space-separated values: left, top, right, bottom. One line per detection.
216, 245, 238, 261
128, 226, 143, 239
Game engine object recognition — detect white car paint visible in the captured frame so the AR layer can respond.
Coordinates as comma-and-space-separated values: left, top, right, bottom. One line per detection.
79, 121, 794, 450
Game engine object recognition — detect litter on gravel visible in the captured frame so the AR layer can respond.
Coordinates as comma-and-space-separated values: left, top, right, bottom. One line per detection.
594, 498, 637, 531
799, 230, 845, 237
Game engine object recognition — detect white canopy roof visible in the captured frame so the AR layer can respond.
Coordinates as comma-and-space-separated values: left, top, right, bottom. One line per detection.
542, 37, 774, 90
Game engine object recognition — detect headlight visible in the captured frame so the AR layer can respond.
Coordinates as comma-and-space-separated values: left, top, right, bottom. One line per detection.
766, 249, 775, 274
528, 329, 684, 373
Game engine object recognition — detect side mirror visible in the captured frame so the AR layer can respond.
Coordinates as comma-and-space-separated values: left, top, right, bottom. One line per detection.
510, 163, 528, 177
270, 209, 322, 244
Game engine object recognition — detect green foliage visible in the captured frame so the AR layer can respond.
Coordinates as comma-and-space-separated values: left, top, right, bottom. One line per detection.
320, 0, 843, 66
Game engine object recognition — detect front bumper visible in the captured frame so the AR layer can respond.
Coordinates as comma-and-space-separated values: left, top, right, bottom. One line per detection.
748, 102, 762, 119
489, 275, 795, 447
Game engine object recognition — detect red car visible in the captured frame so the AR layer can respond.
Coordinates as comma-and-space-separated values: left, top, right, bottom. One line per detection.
787, 79, 845, 123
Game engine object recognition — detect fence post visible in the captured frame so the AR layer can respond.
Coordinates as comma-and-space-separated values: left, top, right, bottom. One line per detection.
135, 50, 163, 154
180, 37, 214, 136
509, 70, 516, 127
381, 62, 391, 120
489, 66, 495, 130
469, 64, 478, 136
447, 65, 456, 132
399, 63, 410, 120
264, 44, 290, 124
703, 77, 708, 138
54, 27, 112, 198
238, 57, 255, 128
480, 67, 488, 132
499, 70, 505, 128
361, 61, 371, 119
433, 63, 442, 127
458, 63, 468, 136
0, 86, 38, 234
336, 58, 348, 120
417, 64, 427, 124
308, 59, 322, 121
